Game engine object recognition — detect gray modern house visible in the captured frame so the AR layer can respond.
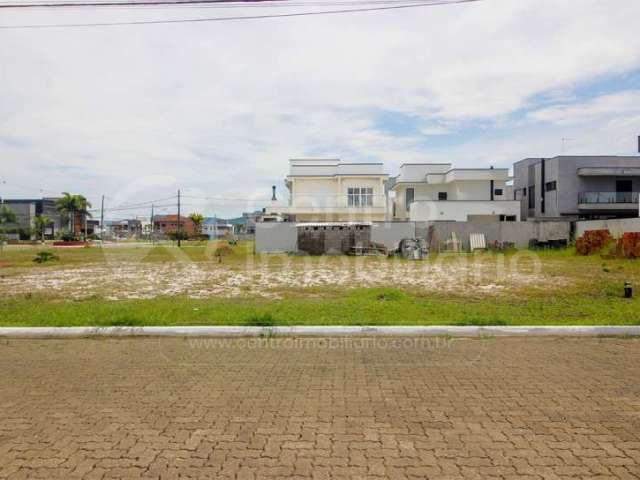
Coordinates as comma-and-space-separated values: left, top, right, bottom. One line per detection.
513, 156, 640, 220
0, 197, 63, 239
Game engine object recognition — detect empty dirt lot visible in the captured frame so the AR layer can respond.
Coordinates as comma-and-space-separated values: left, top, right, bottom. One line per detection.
1, 336, 640, 479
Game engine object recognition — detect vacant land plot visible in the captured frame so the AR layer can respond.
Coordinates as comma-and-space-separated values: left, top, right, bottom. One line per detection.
0, 242, 639, 326
1, 336, 639, 479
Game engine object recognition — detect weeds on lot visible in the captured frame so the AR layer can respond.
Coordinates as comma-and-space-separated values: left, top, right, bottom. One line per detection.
244, 313, 276, 327
33, 251, 58, 264
109, 316, 143, 327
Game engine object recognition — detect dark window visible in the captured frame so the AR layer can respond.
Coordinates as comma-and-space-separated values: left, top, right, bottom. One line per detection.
545, 181, 557, 192
405, 188, 414, 211
522, 188, 527, 196
528, 186, 535, 209
494, 188, 503, 196
438, 192, 448, 201
616, 179, 633, 202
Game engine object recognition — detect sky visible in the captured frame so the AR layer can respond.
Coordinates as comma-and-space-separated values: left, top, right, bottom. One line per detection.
2, 0, 640, 219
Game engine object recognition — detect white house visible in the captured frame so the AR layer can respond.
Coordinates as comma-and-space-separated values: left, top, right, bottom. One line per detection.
203, 217, 233, 239
388, 163, 521, 222
278, 159, 389, 222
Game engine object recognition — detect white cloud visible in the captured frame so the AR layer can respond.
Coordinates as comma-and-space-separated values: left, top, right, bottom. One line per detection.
528, 90, 640, 126
1, 0, 640, 217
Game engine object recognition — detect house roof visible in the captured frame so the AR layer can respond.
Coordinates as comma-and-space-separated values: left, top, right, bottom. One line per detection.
203, 217, 233, 225
153, 214, 191, 222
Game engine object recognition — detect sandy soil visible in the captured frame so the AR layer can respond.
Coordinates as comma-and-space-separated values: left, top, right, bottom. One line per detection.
0, 256, 565, 300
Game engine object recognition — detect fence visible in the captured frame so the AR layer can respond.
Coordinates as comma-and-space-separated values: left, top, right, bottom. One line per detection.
575, 218, 640, 239
256, 220, 572, 254
423, 220, 571, 251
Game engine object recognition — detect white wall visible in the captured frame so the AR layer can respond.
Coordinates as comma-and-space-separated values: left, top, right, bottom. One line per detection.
291, 176, 386, 209
575, 218, 640, 239
393, 180, 509, 219
291, 178, 339, 207
409, 200, 521, 222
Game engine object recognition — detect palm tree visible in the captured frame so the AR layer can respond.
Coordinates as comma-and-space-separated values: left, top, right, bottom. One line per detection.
189, 213, 204, 236
33, 215, 51, 242
55, 193, 92, 239
0, 205, 17, 253
55, 192, 76, 236
73, 195, 92, 240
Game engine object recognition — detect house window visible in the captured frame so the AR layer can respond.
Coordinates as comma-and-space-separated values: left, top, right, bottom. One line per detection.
545, 181, 557, 192
405, 188, 414, 211
348, 187, 373, 207
494, 188, 503, 196
438, 192, 448, 201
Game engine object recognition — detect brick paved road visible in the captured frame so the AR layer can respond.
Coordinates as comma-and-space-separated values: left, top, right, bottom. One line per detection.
1, 336, 640, 479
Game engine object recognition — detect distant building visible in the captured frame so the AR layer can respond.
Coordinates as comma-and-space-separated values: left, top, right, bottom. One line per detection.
513, 156, 640, 220
202, 217, 233, 239
105, 219, 143, 238
277, 159, 389, 222
241, 211, 263, 233
388, 164, 520, 222
0, 197, 64, 239
153, 214, 195, 237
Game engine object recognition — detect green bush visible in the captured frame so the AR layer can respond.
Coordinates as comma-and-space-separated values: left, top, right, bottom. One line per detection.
59, 232, 78, 242
167, 231, 189, 241
33, 251, 59, 263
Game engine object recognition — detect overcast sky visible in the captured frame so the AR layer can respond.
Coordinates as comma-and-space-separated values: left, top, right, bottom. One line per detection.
2, 0, 640, 219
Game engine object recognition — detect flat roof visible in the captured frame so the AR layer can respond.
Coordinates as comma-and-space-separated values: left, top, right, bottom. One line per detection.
515, 155, 640, 165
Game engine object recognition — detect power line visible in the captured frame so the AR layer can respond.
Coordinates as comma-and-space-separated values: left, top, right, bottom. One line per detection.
0, 0, 445, 8
0, 0, 287, 8
0, 0, 482, 29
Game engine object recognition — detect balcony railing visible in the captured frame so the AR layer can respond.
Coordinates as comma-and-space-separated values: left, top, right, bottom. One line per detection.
578, 192, 639, 204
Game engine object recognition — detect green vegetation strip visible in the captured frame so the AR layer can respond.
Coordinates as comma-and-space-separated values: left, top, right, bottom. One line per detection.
1, 288, 638, 327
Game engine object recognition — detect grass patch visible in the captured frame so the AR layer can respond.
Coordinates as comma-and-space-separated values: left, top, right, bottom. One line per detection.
1, 244, 640, 326
1, 288, 639, 327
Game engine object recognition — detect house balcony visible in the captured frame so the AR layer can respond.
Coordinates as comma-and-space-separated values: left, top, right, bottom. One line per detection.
578, 192, 639, 212
274, 195, 387, 221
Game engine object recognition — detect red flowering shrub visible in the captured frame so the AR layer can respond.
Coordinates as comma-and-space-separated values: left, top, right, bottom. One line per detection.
575, 229, 613, 255
617, 232, 640, 259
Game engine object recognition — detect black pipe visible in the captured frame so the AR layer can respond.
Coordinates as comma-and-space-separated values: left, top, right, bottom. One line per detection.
540, 158, 546, 215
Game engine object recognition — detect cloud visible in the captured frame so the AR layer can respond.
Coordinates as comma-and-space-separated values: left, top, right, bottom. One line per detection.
1, 0, 640, 217
528, 90, 640, 126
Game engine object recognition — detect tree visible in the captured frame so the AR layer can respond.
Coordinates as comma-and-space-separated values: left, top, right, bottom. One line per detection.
73, 195, 92, 240
189, 213, 204, 236
55, 193, 92, 239
34, 215, 51, 242
0, 205, 17, 253
55, 192, 76, 235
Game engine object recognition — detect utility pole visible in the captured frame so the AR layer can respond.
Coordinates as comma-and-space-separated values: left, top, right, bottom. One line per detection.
100, 195, 105, 245
150, 204, 155, 245
177, 189, 181, 247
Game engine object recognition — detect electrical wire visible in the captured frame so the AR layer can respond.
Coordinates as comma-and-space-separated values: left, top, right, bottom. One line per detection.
0, 0, 482, 29
0, 0, 438, 11
0, 0, 288, 8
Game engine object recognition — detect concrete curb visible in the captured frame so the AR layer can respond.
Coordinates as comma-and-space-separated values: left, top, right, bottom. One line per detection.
0, 326, 639, 338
